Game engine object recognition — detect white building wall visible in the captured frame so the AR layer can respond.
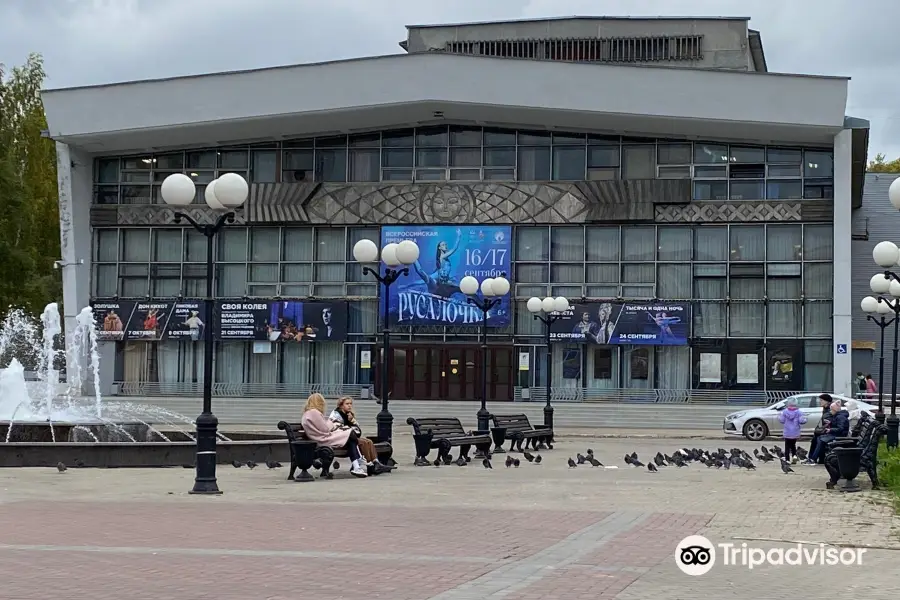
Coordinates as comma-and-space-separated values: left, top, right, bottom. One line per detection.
832, 129, 853, 395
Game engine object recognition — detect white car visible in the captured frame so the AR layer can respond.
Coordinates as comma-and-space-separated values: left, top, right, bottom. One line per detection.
723, 394, 876, 441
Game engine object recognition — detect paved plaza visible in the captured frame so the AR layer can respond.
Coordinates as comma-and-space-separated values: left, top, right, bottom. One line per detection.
0, 435, 898, 599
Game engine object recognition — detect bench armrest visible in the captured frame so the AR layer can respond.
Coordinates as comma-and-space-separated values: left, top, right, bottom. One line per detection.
828, 438, 857, 449
533, 424, 551, 430
470, 429, 490, 437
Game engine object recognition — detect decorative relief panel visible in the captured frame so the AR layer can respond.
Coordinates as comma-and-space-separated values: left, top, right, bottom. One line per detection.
113, 205, 247, 226
654, 202, 805, 223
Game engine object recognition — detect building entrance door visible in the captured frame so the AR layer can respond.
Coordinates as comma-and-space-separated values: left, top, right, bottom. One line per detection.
377, 345, 515, 401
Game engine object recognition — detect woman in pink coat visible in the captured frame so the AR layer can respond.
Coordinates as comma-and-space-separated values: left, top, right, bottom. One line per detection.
301, 393, 367, 478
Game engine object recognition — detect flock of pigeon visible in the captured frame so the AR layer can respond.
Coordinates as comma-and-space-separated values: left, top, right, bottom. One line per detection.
54, 443, 806, 474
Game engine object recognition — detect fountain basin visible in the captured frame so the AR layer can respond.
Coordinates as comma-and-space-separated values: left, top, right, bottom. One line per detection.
0, 439, 291, 468
0, 421, 152, 443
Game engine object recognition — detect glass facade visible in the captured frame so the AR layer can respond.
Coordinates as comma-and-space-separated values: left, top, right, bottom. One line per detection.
92, 126, 835, 398
93, 126, 834, 200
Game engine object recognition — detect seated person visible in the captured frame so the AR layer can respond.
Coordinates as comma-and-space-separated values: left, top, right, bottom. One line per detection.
807, 394, 834, 463
301, 393, 367, 478
807, 401, 850, 464
329, 396, 391, 474
825, 411, 886, 489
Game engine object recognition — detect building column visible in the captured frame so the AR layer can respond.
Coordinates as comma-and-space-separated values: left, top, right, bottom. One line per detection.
832, 129, 853, 395
55, 142, 97, 391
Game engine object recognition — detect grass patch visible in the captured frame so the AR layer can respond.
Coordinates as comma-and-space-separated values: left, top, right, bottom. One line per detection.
878, 441, 900, 511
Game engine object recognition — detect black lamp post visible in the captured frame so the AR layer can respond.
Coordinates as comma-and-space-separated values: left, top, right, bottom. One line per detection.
861, 295, 894, 424
353, 239, 420, 443
868, 263, 900, 448
526, 296, 570, 430
161, 173, 249, 495
460, 274, 510, 433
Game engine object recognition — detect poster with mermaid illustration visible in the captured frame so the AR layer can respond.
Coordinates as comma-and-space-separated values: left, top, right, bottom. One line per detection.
380, 225, 512, 327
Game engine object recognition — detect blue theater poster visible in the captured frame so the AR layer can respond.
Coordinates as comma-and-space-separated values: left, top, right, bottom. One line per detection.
380, 225, 512, 327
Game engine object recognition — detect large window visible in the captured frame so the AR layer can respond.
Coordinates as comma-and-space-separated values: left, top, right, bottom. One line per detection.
94, 129, 834, 199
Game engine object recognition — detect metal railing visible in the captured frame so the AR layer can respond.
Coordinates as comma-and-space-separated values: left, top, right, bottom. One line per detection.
115, 382, 804, 406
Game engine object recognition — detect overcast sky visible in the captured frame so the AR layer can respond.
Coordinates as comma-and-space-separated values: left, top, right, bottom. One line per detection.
1, 0, 896, 158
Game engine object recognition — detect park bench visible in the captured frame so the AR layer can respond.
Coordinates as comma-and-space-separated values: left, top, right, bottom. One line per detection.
824, 415, 886, 490
406, 417, 492, 466
277, 421, 393, 481
491, 413, 554, 452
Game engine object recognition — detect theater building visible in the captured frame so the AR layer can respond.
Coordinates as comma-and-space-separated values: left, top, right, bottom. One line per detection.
42, 16, 867, 404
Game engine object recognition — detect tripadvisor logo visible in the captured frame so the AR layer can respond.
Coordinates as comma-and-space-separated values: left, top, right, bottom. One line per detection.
675, 535, 866, 575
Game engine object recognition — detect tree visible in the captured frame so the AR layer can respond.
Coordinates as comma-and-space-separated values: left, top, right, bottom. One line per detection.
0, 53, 61, 317
868, 153, 900, 173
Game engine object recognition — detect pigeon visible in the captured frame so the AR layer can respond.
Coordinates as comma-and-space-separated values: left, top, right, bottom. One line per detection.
56, 462, 67, 473
513, 459, 520, 468
630, 452, 639, 461
623, 454, 633, 465
647, 462, 658, 472
796, 447, 808, 460
534, 454, 542, 464
654, 453, 666, 467
433, 459, 441, 467
723, 458, 731, 470
332, 461, 340, 470
505, 455, 514, 468
266, 460, 280, 469
74, 458, 85, 468
588, 456, 603, 467
780, 459, 794, 474
523, 450, 535, 463
631, 459, 645, 468
772, 446, 784, 458
482, 458, 492, 469
586, 449, 594, 456
576, 453, 587, 465
664, 454, 675, 464
231, 460, 242, 468
568, 457, 577, 468
246, 461, 257, 469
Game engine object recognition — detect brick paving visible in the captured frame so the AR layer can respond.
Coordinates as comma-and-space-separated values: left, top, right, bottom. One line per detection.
0, 435, 898, 599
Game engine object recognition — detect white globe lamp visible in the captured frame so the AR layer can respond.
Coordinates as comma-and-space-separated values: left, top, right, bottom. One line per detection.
873, 241, 900, 268
160, 173, 196, 207
353, 239, 379, 263
381, 243, 400, 267
861, 296, 880, 313
491, 276, 510, 296
540, 297, 556, 313
553, 297, 570, 313
877, 298, 894, 314
204, 179, 226, 210
526, 297, 543, 313
395, 240, 420, 265
889, 177, 900, 211
460, 276, 479, 296
871, 274, 892, 294
480, 278, 495, 296
214, 173, 249, 209
890, 279, 900, 298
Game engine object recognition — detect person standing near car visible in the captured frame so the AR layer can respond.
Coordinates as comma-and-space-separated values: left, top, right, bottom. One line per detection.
777, 399, 807, 463
856, 372, 867, 399
866, 374, 877, 400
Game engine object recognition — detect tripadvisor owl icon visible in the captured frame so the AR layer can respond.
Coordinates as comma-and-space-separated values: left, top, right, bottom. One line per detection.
675, 535, 716, 576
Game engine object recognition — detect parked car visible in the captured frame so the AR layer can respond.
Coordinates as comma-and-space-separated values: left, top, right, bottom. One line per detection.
723, 394, 876, 441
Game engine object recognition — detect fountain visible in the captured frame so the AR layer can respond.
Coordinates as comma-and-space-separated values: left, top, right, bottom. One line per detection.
0, 303, 287, 468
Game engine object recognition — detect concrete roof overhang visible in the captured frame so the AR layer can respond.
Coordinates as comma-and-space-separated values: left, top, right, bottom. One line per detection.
42, 52, 850, 155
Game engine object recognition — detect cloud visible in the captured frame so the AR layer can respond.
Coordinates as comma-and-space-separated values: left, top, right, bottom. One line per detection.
1, 0, 896, 157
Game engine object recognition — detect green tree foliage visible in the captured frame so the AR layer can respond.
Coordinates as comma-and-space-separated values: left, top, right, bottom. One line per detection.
0, 53, 61, 316
868, 153, 900, 173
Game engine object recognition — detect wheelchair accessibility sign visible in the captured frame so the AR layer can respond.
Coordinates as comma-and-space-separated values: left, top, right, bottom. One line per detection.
836, 344, 848, 354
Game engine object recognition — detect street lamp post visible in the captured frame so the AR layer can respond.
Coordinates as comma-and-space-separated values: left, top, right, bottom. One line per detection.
161, 172, 248, 495
459, 274, 510, 434
861, 294, 894, 424
870, 239, 900, 448
352, 239, 420, 443
526, 296, 570, 430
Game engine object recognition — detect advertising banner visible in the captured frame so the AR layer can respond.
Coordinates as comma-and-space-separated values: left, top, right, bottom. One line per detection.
380, 225, 512, 327
91, 300, 134, 342
91, 300, 208, 341
549, 302, 690, 346
214, 300, 347, 342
